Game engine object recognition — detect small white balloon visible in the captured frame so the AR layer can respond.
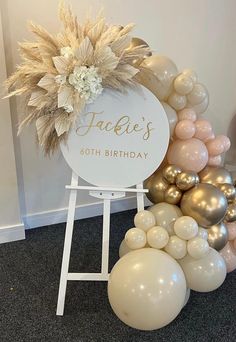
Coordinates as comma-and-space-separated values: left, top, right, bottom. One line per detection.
197, 227, 208, 240
174, 216, 198, 240
147, 226, 169, 249
182, 69, 198, 83
187, 237, 209, 259
134, 210, 156, 232
125, 228, 147, 250
119, 239, 132, 258
161, 102, 178, 136
174, 74, 194, 95
187, 83, 208, 105
164, 235, 187, 259
168, 92, 187, 111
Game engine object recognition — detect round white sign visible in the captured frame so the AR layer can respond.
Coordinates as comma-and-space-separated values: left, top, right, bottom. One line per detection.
60, 86, 169, 188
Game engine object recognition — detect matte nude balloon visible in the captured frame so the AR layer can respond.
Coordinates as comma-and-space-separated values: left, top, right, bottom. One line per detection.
208, 155, 222, 166
206, 136, 225, 156
125, 228, 147, 249
108, 248, 186, 330
219, 241, 236, 273
174, 216, 198, 240
226, 222, 236, 240
147, 226, 169, 249
187, 237, 209, 259
183, 288, 191, 308
179, 248, 226, 292
217, 135, 231, 152
149, 202, 182, 235
194, 119, 213, 141
175, 120, 196, 140
164, 235, 187, 259
119, 239, 132, 258
168, 92, 187, 111
178, 108, 197, 122
174, 74, 194, 95
182, 69, 198, 83
161, 102, 178, 136
134, 210, 156, 232
187, 96, 209, 114
187, 83, 208, 105
167, 138, 208, 173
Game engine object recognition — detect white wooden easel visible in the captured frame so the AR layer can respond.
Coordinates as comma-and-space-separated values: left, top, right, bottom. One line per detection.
56, 171, 148, 316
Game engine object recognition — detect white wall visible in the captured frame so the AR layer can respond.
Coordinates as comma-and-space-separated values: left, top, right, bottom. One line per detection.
1, 0, 236, 228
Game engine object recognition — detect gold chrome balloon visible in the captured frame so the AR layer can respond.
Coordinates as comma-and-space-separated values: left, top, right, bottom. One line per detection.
199, 166, 233, 186
164, 185, 182, 205
217, 183, 236, 203
144, 171, 169, 204
127, 37, 151, 66
207, 222, 229, 251
176, 171, 199, 191
225, 204, 236, 222
162, 165, 182, 184
180, 183, 228, 227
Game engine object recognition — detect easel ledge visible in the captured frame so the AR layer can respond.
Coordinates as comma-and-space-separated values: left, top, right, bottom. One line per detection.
56, 171, 148, 316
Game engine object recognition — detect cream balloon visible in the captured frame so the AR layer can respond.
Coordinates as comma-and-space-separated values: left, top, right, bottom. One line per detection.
187, 83, 208, 105
182, 69, 198, 83
174, 216, 198, 240
134, 210, 156, 232
108, 248, 186, 330
164, 235, 187, 259
147, 226, 169, 249
179, 248, 226, 292
183, 288, 191, 308
125, 228, 146, 249
140, 55, 178, 101
149, 203, 183, 235
174, 74, 194, 95
187, 237, 209, 259
197, 227, 208, 240
119, 239, 132, 258
187, 96, 209, 114
168, 92, 187, 111
161, 102, 178, 136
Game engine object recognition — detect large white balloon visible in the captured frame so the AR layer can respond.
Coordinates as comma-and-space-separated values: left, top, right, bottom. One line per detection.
108, 248, 186, 330
149, 202, 182, 235
119, 239, 132, 258
179, 248, 226, 292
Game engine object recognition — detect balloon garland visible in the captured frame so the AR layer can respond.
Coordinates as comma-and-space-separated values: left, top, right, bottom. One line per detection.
3, 0, 235, 332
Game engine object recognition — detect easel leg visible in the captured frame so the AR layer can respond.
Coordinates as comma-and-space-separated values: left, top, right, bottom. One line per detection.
136, 183, 145, 212
101, 199, 111, 276
56, 172, 78, 316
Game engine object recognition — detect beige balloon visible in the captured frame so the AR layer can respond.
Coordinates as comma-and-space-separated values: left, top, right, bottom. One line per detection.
187, 83, 208, 105
176, 171, 199, 191
174, 216, 198, 240
199, 166, 233, 186
125, 228, 147, 249
179, 248, 226, 292
149, 202, 183, 235
197, 227, 208, 240
190, 96, 209, 114
145, 171, 169, 204
163, 165, 182, 184
182, 69, 198, 83
119, 239, 132, 258
180, 183, 228, 227
183, 288, 191, 307
134, 210, 155, 232
164, 235, 187, 259
187, 237, 209, 259
174, 74, 194, 95
147, 226, 169, 249
164, 185, 182, 205
161, 102, 178, 136
225, 203, 236, 222
207, 222, 229, 251
168, 92, 187, 111
217, 183, 236, 203
139, 55, 178, 101
108, 248, 186, 330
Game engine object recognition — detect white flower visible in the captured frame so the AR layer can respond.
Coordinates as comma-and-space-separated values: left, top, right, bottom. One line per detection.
63, 104, 74, 113
60, 46, 74, 59
55, 75, 67, 85
68, 65, 103, 104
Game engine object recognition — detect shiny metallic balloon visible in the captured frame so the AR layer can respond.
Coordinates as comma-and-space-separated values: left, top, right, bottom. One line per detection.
207, 222, 229, 251
176, 171, 199, 191
217, 183, 236, 203
128, 37, 151, 65
162, 165, 182, 184
225, 203, 236, 222
199, 166, 233, 186
144, 170, 169, 204
164, 185, 182, 205
180, 183, 228, 227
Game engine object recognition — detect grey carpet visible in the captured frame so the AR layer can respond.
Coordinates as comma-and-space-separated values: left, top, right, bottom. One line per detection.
0, 209, 235, 342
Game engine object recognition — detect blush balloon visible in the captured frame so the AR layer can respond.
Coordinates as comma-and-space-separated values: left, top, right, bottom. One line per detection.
175, 120, 196, 140
194, 119, 213, 141
220, 241, 236, 273
217, 135, 231, 152
167, 138, 208, 173
226, 222, 236, 241
207, 155, 222, 166
206, 136, 225, 156
178, 108, 197, 122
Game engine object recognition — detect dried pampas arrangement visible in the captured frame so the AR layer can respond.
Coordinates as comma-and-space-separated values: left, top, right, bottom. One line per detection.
4, 1, 150, 154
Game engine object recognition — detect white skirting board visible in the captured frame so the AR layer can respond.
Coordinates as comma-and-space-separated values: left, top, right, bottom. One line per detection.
23, 196, 151, 229
0, 224, 25, 244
